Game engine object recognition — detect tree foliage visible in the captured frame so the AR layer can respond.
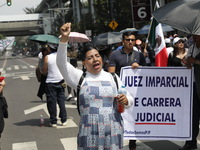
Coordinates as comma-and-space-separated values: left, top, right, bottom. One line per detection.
93, 0, 132, 34
63, 0, 133, 37
0, 34, 5, 40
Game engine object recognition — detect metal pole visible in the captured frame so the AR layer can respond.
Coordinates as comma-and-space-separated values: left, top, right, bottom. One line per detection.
81, 0, 86, 31
44, 2, 53, 34
131, 0, 135, 27
60, 1, 65, 24
110, 0, 114, 20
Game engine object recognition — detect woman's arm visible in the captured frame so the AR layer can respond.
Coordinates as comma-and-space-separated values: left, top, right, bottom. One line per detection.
42, 55, 48, 75
57, 43, 82, 89
57, 23, 82, 89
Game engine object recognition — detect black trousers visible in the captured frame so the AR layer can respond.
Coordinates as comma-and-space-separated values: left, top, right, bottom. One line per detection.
186, 83, 200, 145
129, 140, 136, 149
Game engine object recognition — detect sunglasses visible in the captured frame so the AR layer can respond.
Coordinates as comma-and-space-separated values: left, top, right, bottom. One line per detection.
176, 40, 184, 44
124, 39, 136, 42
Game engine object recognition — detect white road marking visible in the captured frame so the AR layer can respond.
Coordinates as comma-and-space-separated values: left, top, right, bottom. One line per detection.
6, 67, 11, 70
12, 141, 37, 150
14, 65, 19, 70
21, 76, 30, 80
29, 65, 36, 68
24, 103, 78, 129
22, 66, 28, 69
60, 138, 152, 150
24, 103, 48, 115
24, 103, 77, 115
61, 137, 77, 150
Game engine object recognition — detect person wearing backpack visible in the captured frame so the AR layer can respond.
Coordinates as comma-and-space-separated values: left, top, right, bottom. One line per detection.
57, 22, 133, 150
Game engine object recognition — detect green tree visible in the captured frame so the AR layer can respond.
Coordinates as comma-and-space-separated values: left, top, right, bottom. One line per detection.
93, 0, 112, 34
0, 34, 5, 40
114, 0, 133, 30
93, 0, 132, 35
63, 0, 133, 36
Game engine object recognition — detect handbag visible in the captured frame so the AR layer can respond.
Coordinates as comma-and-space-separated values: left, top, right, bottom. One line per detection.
1, 96, 8, 118
35, 66, 42, 82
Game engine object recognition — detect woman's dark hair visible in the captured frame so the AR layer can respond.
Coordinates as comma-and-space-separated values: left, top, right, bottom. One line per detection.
80, 43, 98, 61
173, 46, 186, 56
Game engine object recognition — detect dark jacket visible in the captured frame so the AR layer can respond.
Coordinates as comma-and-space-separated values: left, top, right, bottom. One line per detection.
0, 96, 5, 137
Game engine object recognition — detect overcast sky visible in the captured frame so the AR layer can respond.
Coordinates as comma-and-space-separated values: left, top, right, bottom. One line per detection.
0, 0, 42, 15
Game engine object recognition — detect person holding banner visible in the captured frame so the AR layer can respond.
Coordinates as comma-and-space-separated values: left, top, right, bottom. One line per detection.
108, 31, 146, 76
57, 22, 134, 150
179, 34, 200, 150
108, 31, 146, 150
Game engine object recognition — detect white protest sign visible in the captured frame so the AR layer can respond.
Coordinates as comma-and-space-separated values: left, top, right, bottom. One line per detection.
120, 67, 193, 141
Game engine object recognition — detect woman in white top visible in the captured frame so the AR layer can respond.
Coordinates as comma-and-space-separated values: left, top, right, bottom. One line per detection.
57, 23, 133, 150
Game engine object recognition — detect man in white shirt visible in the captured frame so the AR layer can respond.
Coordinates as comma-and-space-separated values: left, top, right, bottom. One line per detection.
42, 43, 67, 127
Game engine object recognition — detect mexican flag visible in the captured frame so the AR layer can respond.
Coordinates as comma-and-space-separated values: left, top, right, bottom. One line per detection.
148, 17, 168, 67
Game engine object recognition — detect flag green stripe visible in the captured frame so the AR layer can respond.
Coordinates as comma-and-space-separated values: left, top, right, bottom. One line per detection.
148, 17, 159, 49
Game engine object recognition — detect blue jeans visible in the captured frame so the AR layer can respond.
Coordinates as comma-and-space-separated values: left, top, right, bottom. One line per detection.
45, 82, 67, 124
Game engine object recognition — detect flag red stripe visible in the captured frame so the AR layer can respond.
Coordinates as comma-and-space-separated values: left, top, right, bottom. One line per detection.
135, 122, 176, 125
155, 47, 168, 67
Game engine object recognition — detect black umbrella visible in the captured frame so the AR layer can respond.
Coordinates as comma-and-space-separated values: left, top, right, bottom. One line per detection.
120, 28, 138, 33
138, 24, 174, 34
92, 32, 122, 45
152, 0, 200, 35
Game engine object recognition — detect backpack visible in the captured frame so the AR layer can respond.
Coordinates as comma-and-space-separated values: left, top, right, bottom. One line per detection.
76, 72, 118, 115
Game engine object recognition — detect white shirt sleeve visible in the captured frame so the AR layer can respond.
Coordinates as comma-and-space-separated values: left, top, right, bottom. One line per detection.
57, 42, 83, 89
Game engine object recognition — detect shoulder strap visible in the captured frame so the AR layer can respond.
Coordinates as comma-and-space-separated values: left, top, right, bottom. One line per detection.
110, 72, 119, 110
111, 72, 118, 90
77, 72, 86, 115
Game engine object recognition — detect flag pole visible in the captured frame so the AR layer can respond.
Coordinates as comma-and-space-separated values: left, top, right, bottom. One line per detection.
145, 1, 159, 49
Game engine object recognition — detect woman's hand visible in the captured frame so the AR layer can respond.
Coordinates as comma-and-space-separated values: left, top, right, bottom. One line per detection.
117, 94, 128, 106
60, 22, 71, 43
